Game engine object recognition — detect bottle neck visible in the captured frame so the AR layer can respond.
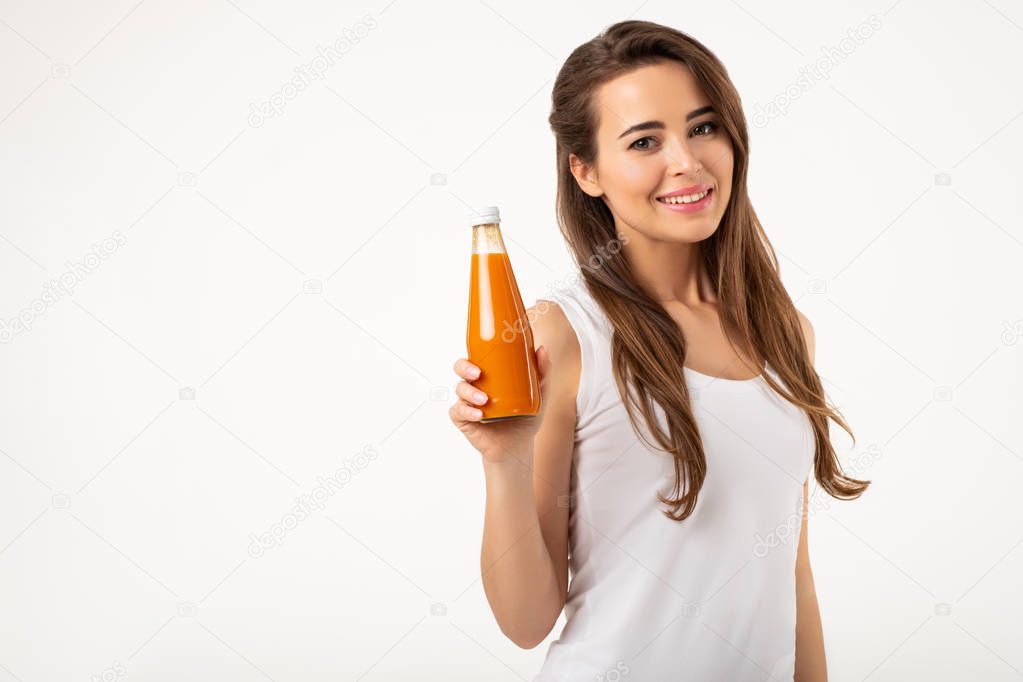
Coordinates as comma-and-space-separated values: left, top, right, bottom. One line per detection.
472, 223, 506, 254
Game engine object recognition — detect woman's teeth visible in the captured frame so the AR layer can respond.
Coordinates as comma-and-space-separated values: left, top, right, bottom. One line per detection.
658, 189, 709, 204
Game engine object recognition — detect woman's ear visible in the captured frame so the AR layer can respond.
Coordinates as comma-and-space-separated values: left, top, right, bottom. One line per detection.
568, 153, 604, 198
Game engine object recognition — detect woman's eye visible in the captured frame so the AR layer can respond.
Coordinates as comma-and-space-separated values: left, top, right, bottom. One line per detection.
692, 121, 717, 136
629, 136, 657, 151
630, 123, 717, 151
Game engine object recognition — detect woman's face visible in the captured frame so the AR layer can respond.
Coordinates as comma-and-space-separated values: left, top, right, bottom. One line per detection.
570, 60, 734, 244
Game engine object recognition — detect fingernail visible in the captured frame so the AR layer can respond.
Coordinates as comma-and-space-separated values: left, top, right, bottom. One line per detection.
473, 390, 487, 404
468, 366, 480, 379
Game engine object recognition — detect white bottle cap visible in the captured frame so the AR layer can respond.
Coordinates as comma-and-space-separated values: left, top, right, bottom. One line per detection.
469, 206, 500, 226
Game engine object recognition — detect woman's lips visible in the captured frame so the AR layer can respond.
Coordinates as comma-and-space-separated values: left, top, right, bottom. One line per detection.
656, 188, 713, 213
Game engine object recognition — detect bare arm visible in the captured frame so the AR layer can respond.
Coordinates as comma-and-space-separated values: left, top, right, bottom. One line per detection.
794, 309, 827, 681
478, 303, 578, 648
795, 479, 827, 680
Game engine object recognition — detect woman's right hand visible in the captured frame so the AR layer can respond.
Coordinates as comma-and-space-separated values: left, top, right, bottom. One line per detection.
448, 346, 551, 464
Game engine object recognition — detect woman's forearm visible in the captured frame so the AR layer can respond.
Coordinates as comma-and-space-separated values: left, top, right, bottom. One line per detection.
480, 453, 563, 649
794, 570, 827, 681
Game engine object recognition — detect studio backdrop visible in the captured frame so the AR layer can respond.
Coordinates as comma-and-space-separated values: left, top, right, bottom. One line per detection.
1, 0, 1020, 680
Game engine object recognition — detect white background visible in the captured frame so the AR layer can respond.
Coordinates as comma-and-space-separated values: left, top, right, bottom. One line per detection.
1, 0, 1021, 680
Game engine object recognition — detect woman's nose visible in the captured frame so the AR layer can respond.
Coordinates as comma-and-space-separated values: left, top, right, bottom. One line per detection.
663, 138, 702, 174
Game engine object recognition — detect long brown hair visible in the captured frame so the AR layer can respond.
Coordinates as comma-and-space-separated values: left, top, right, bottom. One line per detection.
548, 19, 869, 521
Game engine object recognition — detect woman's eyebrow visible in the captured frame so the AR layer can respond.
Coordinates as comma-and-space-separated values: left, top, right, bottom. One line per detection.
617, 105, 716, 139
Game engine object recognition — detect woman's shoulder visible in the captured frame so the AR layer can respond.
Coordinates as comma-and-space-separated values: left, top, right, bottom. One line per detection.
526, 298, 582, 418
530, 276, 597, 361
526, 298, 581, 375
794, 308, 815, 363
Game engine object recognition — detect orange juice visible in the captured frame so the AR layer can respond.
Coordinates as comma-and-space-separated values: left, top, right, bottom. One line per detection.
466, 206, 541, 422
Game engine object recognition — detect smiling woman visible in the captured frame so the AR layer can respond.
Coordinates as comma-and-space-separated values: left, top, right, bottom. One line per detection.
448, 18, 869, 682
566, 56, 735, 251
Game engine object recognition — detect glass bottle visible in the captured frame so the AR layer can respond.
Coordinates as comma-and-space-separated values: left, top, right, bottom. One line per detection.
466, 206, 541, 422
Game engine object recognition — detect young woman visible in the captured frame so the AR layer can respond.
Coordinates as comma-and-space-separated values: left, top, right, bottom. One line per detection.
449, 20, 869, 681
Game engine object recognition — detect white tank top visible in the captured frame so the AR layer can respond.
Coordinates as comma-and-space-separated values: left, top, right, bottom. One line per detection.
533, 277, 815, 681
